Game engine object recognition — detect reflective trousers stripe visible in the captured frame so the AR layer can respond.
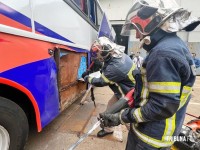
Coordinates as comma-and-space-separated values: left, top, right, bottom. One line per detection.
162, 115, 176, 141
132, 125, 174, 148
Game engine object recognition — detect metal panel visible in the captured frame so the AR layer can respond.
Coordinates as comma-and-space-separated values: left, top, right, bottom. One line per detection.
33, 0, 97, 48
0, 0, 32, 31
0, 0, 32, 20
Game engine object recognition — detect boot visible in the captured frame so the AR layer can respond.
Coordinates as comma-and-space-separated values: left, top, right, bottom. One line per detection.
97, 129, 113, 137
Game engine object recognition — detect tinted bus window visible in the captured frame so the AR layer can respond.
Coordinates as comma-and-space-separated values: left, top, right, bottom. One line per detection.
89, 0, 96, 23
96, 3, 103, 27
73, 0, 88, 15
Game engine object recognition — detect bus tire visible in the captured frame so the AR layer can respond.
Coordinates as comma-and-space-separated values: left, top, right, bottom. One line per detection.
0, 96, 29, 150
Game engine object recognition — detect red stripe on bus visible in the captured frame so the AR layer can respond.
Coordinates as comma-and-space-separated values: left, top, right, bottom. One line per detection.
0, 33, 53, 73
0, 77, 42, 132
0, 14, 32, 32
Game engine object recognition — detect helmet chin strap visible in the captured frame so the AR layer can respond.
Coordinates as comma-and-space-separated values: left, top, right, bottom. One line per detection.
139, 36, 151, 49
96, 51, 112, 62
103, 52, 112, 61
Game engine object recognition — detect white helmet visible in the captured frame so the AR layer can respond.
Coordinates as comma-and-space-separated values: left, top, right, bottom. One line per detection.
122, 0, 200, 37
91, 36, 125, 61
121, 0, 182, 36
91, 37, 116, 61
91, 37, 116, 54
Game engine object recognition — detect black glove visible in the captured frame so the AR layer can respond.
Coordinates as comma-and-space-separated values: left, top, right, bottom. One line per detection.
82, 70, 90, 78
99, 113, 121, 127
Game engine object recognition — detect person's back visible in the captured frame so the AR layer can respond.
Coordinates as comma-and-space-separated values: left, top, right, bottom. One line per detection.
131, 29, 196, 148
101, 53, 135, 95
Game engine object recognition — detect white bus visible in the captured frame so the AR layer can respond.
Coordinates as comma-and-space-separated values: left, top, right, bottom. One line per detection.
0, 0, 114, 149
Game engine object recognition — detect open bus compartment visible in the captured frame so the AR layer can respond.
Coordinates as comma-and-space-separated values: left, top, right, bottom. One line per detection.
54, 48, 87, 111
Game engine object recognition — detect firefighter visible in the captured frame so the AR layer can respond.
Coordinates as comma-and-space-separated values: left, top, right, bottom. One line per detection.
82, 36, 136, 137
99, 0, 200, 149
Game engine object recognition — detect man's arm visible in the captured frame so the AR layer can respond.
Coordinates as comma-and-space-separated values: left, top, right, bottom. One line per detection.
88, 63, 125, 87
88, 73, 114, 87
121, 55, 191, 123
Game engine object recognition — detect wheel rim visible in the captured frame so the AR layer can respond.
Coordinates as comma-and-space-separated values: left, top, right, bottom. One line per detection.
0, 125, 10, 150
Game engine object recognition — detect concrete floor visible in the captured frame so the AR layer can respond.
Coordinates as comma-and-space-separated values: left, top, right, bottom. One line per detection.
24, 77, 200, 150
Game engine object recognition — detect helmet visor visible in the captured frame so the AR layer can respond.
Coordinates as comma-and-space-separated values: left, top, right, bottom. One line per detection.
90, 39, 112, 61
121, 0, 180, 36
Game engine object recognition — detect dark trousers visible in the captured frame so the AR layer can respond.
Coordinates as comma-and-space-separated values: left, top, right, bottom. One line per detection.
125, 131, 171, 150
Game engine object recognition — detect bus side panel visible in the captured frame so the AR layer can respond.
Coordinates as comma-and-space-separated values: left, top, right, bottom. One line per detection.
0, 33, 60, 128
33, 0, 96, 47
0, 0, 32, 32
0, 0, 98, 51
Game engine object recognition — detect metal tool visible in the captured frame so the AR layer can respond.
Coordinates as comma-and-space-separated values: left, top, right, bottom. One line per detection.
68, 121, 101, 150
80, 84, 92, 105
68, 95, 131, 150
90, 86, 96, 107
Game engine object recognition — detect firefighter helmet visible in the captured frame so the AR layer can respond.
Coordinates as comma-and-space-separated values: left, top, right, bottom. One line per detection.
121, 0, 181, 36
91, 36, 116, 61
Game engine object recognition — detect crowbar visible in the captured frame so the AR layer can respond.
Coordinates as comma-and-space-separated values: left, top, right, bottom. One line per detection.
68, 121, 100, 150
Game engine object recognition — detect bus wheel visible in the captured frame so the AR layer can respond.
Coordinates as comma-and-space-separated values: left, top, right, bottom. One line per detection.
0, 96, 29, 150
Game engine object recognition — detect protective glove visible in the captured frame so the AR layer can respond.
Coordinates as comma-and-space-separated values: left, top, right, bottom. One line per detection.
83, 75, 89, 83
100, 108, 137, 127
99, 113, 121, 127
82, 70, 90, 79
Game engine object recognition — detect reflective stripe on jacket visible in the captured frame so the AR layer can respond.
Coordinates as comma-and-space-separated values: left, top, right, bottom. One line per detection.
89, 53, 135, 95
130, 33, 196, 148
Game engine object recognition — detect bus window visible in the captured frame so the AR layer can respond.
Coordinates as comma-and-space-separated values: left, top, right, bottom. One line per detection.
89, 0, 96, 23
73, 0, 88, 16
96, 2, 103, 27
82, 0, 88, 15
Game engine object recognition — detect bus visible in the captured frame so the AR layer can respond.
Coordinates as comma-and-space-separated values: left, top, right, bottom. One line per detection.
0, 0, 115, 149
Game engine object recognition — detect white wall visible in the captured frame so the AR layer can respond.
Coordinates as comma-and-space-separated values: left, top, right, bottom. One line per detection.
99, 0, 200, 42
99, 0, 132, 24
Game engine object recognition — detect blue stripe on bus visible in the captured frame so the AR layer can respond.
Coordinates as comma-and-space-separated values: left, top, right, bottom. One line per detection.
0, 2, 73, 43
34, 22, 73, 43
0, 2, 32, 28
0, 57, 60, 128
